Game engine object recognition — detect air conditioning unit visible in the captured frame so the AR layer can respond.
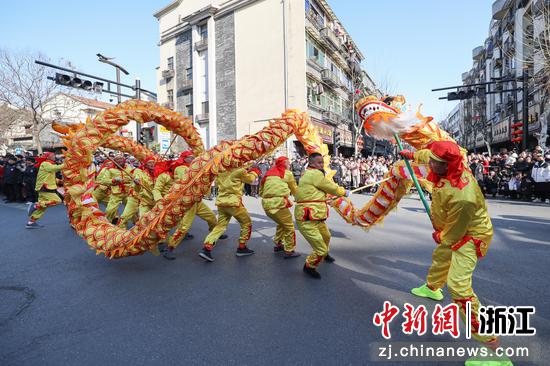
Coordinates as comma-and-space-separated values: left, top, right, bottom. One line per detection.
162, 69, 175, 79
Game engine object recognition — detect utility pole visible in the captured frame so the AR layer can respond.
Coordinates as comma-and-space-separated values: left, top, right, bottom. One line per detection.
97, 54, 129, 105
281, 0, 290, 157
522, 69, 529, 151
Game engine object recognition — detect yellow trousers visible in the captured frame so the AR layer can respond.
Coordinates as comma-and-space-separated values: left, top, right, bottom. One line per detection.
297, 220, 331, 268
169, 201, 217, 249
31, 192, 62, 221
118, 196, 140, 227
139, 203, 153, 217
204, 205, 251, 249
105, 194, 126, 222
92, 187, 109, 205
266, 208, 296, 252
426, 240, 494, 343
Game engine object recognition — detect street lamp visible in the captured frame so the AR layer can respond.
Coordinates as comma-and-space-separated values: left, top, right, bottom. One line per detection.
97, 53, 129, 105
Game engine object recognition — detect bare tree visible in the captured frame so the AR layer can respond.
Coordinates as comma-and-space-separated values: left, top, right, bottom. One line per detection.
375, 70, 399, 97
0, 49, 81, 153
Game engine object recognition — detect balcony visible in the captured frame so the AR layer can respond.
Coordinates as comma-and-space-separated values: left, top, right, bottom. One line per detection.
306, 10, 324, 31
492, 0, 511, 20
472, 46, 484, 61
195, 37, 208, 52
195, 113, 209, 122
322, 110, 339, 125
320, 27, 341, 51
180, 78, 193, 91
321, 69, 340, 89
461, 71, 470, 82
162, 69, 175, 79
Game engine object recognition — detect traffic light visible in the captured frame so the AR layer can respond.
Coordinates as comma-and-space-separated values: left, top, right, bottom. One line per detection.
447, 89, 476, 101
54, 73, 103, 93
510, 120, 523, 144
334, 131, 342, 146
139, 126, 155, 145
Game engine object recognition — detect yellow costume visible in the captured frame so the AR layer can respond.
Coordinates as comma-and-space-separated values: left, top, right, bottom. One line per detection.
152, 171, 173, 202
295, 168, 346, 268
29, 159, 65, 223
118, 165, 157, 228
134, 167, 156, 216
168, 165, 217, 249
96, 165, 132, 222
260, 159, 298, 253
203, 167, 259, 250
92, 162, 113, 205
411, 142, 495, 344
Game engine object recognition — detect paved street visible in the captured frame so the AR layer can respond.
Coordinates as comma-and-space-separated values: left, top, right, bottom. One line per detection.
1, 194, 549, 365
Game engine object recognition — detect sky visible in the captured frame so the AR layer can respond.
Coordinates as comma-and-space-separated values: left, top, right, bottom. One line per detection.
0, 0, 492, 120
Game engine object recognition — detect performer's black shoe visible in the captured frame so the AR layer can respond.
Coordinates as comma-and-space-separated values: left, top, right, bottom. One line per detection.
283, 251, 301, 259
183, 233, 194, 240
219, 234, 228, 240
236, 247, 255, 257
25, 222, 44, 229
273, 244, 284, 253
199, 248, 214, 262
324, 254, 335, 263
303, 264, 321, 279
162, 248, 176, 260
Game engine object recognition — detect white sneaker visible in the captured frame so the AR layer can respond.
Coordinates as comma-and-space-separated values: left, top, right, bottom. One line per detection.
545, 199, 550, 204
533, 198, 541, 203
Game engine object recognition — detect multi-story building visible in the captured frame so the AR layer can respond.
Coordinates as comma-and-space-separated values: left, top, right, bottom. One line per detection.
441, 104, 463, 143
457, 0, 549, 152
154, 0, 379, 156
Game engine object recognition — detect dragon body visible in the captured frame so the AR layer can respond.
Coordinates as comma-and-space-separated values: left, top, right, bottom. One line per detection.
58, 95, 456, 258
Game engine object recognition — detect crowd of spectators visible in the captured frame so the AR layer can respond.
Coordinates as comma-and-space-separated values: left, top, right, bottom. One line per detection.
0, 152, 42, 203
468, 145, 550, 203
3, 145, 549, 204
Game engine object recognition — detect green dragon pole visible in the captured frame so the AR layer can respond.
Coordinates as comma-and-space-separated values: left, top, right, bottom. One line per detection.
393, 133, 432, 218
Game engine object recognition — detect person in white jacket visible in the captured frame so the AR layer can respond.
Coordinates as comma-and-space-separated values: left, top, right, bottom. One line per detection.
531, 153, 550, 203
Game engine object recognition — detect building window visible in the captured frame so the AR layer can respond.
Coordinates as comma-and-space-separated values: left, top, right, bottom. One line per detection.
199, 24, 208, 40
306, 38, 324, 66
167, 57, 174, 70
202, 101, 209, 114
186, 67, 193, 80
167, 89, 174, 105
186, 103, 193, 116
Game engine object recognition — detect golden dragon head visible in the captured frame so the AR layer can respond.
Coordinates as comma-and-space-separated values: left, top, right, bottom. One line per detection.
355, 95, 432, 140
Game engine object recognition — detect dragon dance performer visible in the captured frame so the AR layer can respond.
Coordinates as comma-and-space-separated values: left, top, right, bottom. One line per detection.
152, 160, 173, 203
96, 155, 132, 223
118, 156, 156, 228
26, 152, 65, 229
295, 153, 348, 279
400, 141, 508, 362
198, 165, 261, 262
161, 151, 222, 260
92, 160, 113, 205
259, 156, 300, 258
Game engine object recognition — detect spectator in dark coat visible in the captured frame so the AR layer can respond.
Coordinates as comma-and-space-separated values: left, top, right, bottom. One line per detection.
484, 171, 500, 198
22, 157, 38, 203
3, 155, 21, 203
